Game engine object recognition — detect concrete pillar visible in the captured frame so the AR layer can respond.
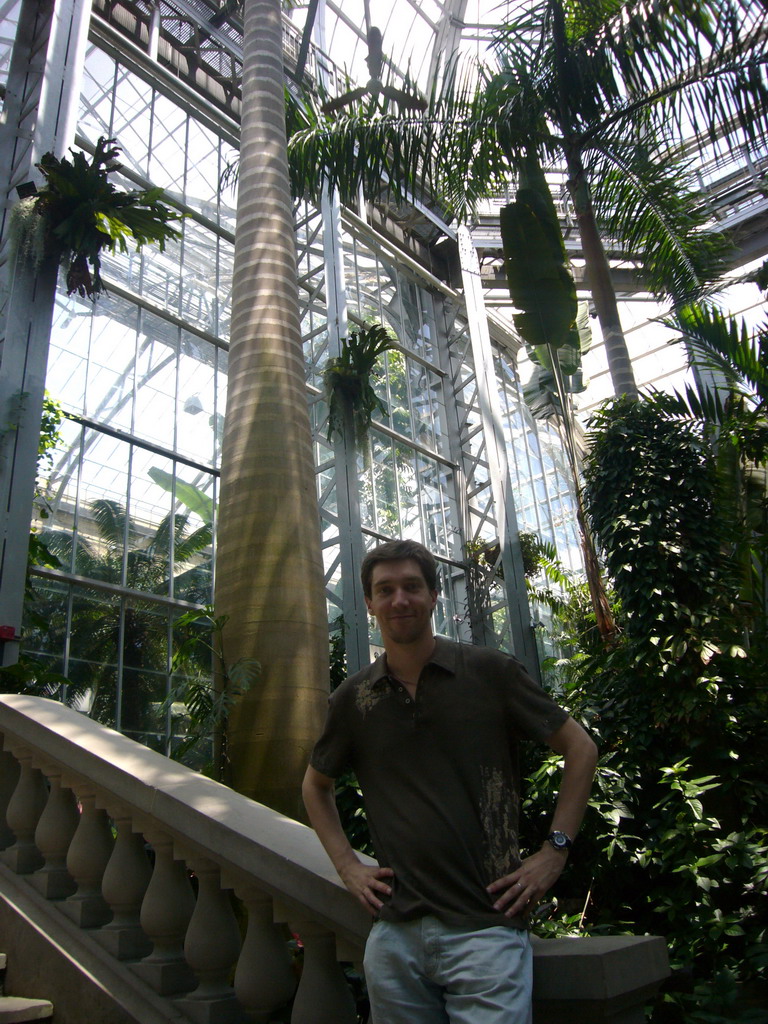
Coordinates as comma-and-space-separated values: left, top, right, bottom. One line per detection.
176, 858, 242, 1023
100, 814, 153, 959
62, 787, 113, 927
233, 886, 296, 1022
134, 831, 196, 996
31, 766, 78, 897
0, 747, 46, 872
289, 920, 356, 1024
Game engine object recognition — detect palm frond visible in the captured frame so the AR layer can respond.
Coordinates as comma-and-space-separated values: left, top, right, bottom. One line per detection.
572, 0, 768, 151
643, 383, 729, 424
90, 497, 133, 546
287, 59, 508, 221
492, 0, 768, 164
587, 140, 732, 299
175, 523, 213, 563
667, 303, 768, 405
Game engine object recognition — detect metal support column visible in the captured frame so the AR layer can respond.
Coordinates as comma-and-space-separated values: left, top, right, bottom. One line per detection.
315, 0, 369, 675
0, 0, 93, 665
456, 226, 539, 675
321, 188, 371, 674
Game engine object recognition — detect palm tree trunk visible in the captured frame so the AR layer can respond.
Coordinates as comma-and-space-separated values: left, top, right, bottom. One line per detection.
549, 0, 637, 399
566, 152, 638, 398
546, 344, 617, 643
215, 0, 328, 819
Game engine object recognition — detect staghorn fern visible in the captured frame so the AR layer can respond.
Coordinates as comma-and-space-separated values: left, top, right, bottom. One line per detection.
324, 322, 397, 450
13, 136, 181, 299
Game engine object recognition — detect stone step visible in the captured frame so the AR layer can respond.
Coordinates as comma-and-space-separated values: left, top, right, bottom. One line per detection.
0, 997, 53, 1023
0, 953, 53, 1022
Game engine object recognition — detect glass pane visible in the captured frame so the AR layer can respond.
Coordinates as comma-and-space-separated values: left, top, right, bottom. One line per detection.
67, 587, 120, 726
79, 45, 116, 144
47, 292, 93, 416
126, 448, 173, 596
177, 217, 221, 332
177, 335, 217, 464
133, 315, 180, 450
122, 601, 167, 667
218, 140, 239, 234
217, 236, 235, 341
75, 431, 131, 583
171, 467, 214, 604
83, 296, 139, 430
148, 94, 187, 195
110, 65, 153, 177
370, 431, 399, 536
214, 347, 228, 466
36, 417, 81, 562
20, 578, 68, 664
121, 666, 168, 734
184, 119, 220, 212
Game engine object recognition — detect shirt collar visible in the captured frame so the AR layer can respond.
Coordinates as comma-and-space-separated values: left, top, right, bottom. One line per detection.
368, 635, 458, 685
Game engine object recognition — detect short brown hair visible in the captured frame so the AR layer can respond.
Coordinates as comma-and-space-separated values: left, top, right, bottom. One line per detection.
361, 540, 438, 598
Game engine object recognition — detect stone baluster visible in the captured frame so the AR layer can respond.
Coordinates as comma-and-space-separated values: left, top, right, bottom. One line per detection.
0, 748, 20, 850
232, 885, 296, 1022
100, 812, 152, 959
62, 786, 113, 927
175, 857, 243, 1024
288, 920, 357, 1024
132, 831, 196, 995
31, 765, 79, 898
1, 747, 47, 873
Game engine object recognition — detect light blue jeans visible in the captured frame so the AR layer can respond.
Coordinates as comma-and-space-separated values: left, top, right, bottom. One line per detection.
363, 915, 533, 1024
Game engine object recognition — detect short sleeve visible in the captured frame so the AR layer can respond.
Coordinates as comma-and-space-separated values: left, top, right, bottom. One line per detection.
309, 685, 355, 779
502, 656, 569, 742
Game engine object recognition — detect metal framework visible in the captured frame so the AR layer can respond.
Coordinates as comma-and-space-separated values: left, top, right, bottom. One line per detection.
3, 0, 758, 748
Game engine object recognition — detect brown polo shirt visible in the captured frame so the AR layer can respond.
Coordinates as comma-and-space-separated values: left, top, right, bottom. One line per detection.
310, 636, 569, 930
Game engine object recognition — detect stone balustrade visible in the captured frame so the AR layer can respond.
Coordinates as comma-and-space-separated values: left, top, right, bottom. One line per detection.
0, 694, 670, 1024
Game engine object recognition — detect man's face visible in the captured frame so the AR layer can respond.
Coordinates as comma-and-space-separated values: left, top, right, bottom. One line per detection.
365, 559, 438, 647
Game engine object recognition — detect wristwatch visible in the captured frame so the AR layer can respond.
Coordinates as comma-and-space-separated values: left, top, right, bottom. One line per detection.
546, 830, 573, 853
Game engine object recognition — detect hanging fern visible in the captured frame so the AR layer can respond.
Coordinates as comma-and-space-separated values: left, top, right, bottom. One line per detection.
12, 136, 181, 299
323, 322, 397, 448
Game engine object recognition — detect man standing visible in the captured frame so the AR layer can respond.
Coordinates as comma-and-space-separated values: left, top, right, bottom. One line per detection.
302, 539, 598, 1024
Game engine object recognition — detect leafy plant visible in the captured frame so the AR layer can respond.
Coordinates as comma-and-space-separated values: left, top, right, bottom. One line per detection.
15, 136, 181, 299
647, 299, 768, 635
519, 394, 768, 1022
500, 152, 577, 356
22, 394, 64, 618
324, 322, 397, 449
583, 394, 740, 647
0, 658, 75, 702
162, 606, 260, 780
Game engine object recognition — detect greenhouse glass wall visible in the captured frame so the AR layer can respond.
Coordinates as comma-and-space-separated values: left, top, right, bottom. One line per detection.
0, 0, 581, 751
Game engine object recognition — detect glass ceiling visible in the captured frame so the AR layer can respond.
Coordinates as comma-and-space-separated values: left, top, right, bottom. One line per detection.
2, 0, 766, 408
288, 0, 506, 95
284, 0, 766, 409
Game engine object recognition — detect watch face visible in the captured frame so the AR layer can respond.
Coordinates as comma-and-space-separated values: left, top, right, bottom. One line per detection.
549, 831, 571, 850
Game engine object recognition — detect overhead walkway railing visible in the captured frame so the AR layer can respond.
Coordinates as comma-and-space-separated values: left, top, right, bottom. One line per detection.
0, 694, 669, 1024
